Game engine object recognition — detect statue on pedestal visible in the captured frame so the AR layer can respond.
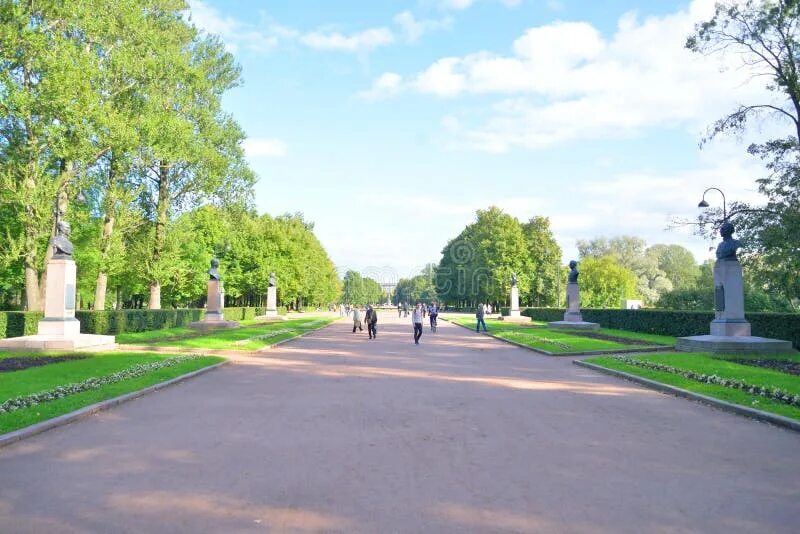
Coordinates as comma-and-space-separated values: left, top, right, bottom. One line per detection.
208, 258, 221, 280
269, 272, 276, 287
511, 272, 517, 287
567, 260, 579, 283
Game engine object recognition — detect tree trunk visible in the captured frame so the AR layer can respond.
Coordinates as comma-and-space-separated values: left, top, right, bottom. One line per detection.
95, 271, 109, 310
149, 162, 170, 310
94, 157, 120, 310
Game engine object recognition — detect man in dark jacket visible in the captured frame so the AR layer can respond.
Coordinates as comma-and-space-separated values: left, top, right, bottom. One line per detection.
365, 305, 378, 339
476, 304, 488, 332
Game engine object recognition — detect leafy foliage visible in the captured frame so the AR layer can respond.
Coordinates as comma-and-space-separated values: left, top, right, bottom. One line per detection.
686, 0, 800, 308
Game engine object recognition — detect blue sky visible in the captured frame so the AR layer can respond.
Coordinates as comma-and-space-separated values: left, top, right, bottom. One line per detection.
187, 0, 775, 283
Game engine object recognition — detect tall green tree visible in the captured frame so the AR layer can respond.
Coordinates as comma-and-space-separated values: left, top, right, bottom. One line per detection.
436, 207, 530, 307
578, 236, 672, 304
579, 256, 639, 308
687, 0, 800, 308
0, 0, 114, 310
522, 216, 562, 306
645, 244, 700, 291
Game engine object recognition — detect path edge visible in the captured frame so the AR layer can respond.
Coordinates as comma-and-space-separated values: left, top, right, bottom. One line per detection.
574, 360, 800, 433
0, 360, 230, 449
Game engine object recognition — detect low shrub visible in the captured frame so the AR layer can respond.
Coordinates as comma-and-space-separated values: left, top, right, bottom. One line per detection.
0, 311, 43, 338
75, 309, 206, 335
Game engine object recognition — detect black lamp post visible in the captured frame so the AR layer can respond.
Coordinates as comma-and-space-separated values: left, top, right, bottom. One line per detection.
698, 187, 727, 220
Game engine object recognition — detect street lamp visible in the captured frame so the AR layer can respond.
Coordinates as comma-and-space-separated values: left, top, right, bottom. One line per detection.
698, 187, 727, 220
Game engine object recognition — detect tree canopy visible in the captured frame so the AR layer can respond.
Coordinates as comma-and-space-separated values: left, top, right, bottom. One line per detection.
687, 0, 800, 309
0, 1, 339, 311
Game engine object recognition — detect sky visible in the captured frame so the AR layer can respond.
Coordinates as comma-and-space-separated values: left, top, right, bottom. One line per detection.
186, 0, 781, 284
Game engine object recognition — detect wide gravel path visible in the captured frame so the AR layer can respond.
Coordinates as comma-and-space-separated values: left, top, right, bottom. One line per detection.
1, 312, 799, 533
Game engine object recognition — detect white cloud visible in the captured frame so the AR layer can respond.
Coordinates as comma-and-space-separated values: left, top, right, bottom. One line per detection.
243, 138, 287, 158
358, 73, 403, 100
394, 11, 452, 43
301, 27, 395, 54
186, 0, 277, 53
441, 0, 522, 10
367, 0, 781, 152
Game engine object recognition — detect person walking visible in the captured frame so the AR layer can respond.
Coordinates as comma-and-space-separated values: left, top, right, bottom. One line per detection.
412, 302, 424, 344
352, 306, 363, 333
429, 302, 439, 332
476, 303, 488, 332
366, 305, 378, 339
397, 302, 402, 318
403, 302, 408, 317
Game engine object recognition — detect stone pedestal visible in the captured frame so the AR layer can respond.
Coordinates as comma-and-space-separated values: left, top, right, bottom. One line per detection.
0, 258, 116, 352
503, 286, 530, 323
677, 258, 792, 354
189, 280, 239, 330
548, 282, 599, 330
255, 286, 281, 321
265, 286, 278, 317
709, 259, 750, 336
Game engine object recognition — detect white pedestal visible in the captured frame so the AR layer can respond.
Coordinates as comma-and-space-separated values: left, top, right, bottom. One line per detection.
0, 258, 116, 352
265, 286, 278, 317
503, 286, 530, 322
189, 279, 239, 330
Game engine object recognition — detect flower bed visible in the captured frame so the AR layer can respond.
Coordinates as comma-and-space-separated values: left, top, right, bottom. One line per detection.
0, 356, 201, 414
613, 355, 800, 408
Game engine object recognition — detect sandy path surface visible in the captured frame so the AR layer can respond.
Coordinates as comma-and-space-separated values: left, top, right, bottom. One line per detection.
1, 311, 798, 533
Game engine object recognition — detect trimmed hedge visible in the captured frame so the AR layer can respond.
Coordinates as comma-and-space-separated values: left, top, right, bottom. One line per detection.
223, 307, 266, 321
521, 308, 800, 349
0, 312, 43, 338
75, 309, 205, 335
0, 307, 273, 338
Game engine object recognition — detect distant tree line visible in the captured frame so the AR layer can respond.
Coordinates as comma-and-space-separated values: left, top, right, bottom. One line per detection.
340, 270, 385, 305
415, 210, 792, 312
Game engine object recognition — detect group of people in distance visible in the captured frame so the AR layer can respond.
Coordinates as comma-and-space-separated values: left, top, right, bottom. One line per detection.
346, 301, 494, 344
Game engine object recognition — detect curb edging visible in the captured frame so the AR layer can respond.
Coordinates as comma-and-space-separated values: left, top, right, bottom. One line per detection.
0, 360, 230, 449
443, 317, 671, 357
574, 360, 800, 433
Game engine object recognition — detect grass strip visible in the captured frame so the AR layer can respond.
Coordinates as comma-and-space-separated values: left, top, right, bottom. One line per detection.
448, 317, 632, 353
0, 354, 222, 434
119, 318, 334, 350
1, 355, 203, 414
612, 355, 800, 407
587, 355, 800, 421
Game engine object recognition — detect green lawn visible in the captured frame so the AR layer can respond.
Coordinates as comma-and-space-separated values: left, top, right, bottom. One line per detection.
0, 352, 223, 434
115, 318, 264, 344
445, 316, 660, 354
586, 351, 800, 421
137, 317, 336, 351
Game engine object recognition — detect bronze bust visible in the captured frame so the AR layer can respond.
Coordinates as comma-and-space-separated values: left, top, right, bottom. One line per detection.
208, 258, 221, 280
715, 222, 741, 261
568, 260, 579, 283
51, 220, 74, 259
